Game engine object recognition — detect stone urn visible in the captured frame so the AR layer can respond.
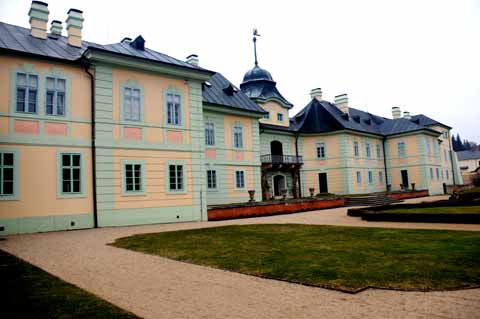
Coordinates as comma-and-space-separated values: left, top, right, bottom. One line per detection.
281, 189, 288, 200
309, 187, 315, 198
248, 190, 256, 202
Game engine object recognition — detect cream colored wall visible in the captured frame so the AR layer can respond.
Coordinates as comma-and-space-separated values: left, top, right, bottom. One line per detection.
112, 149, 193, 209
0, 145, 93, 218
224, 114, 254, 161
111, 68, 190, 144
459, 159, 480, 172
227, 166, 255, 200
258, 101, 289, 127
302, 169, 344, 194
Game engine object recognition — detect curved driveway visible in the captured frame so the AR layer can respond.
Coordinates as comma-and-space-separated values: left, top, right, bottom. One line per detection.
1, 196, 479, 319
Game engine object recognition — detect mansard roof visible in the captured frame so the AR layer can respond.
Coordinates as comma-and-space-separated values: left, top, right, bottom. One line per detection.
263, 98, 444, 137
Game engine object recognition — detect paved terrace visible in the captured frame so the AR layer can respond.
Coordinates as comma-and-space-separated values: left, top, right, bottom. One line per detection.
1, 195, 479, 319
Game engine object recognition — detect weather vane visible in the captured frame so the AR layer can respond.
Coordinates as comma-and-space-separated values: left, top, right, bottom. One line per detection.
253, 28, 261, 66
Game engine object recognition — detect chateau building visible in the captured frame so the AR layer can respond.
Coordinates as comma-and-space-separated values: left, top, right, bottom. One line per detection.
0, 1, 463, 234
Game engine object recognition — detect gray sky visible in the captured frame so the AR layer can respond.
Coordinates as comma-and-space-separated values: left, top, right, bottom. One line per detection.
2, 0, 479, 141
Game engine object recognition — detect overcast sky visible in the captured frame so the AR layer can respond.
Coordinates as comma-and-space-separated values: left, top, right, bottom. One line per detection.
1, 0, 479, 141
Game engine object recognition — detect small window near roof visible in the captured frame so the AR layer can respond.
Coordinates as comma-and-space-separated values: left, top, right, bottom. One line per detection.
316, 142, 326, 159
233, 125, 243, 148
397, 142, 406, 157
205, 121, 215, 146
166, 93, 181, 125
277, 113, 283, 121
263, 112, 270, 120
354, 141, 359, 157
124, 87, 141, 121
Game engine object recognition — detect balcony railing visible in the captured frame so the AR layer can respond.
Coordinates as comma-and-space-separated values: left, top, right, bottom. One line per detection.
260, 154, 304, 165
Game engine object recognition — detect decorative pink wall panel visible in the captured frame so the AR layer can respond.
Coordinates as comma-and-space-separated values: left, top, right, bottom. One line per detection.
44, 122, 67, 136
124, 127, 142, 140
205, 149, 216, 159
234, 151, 244, 161
14, 119, 39, 135
166, 130, 182, 143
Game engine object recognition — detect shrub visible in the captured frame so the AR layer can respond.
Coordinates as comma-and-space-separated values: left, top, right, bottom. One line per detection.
471, 172, 480, 187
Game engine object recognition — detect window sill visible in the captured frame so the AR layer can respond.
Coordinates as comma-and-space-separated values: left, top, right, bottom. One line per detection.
57, 193, 86, 199
121, 192, 146, 197
0, 195, 19, 201
166, 190, 187, 195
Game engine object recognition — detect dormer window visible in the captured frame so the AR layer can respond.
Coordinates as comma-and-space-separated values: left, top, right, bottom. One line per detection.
263, 112, 270, 120
130, 35, 145, 51
277, 113, 283, 122
223, 84, 236, 96
352, 115, 360, 123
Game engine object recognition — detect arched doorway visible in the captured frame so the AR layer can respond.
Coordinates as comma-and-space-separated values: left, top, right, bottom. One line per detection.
271, 140, 283, 160
273, 174, 286, 196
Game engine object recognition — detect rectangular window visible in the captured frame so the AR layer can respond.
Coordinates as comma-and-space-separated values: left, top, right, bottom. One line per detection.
354, 141, 359, 157
124, 87, 141, 121
441, 169, 444, 181
207, 170, 217, 189
205, 122, 215, 146
379, 171, 384, 183
376, 144, 381, 159
430, 167, 434, 180
46, 77, 66, 116
356, 171, 361, 184
366, 143, 371, 158
233, 125, 243, 148
426, 140, 431, 155
0, 152, 15, 196
263, 112, 270, 119
432, 140, 437, 155
235, 170, 245, 188
368, 171, 373, 184
169, 164, 184, 191
436, 168, 439, 180
397, 142, 406, 157
61, 154, 81, 194
16, 72, 38, 113
316, 142, 326, 159
277, 113, 283, 121
166, 93, 181, 125
124, 163, 143, 192
446, 170, 449, 180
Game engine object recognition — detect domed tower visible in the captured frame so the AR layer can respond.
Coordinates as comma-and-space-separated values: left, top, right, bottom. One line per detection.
240, 30, 293, 127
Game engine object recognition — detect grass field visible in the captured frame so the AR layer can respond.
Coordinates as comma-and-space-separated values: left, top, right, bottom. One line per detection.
375, 206, 480, 215
0, 250, 139, 319
112, 224, 480, 292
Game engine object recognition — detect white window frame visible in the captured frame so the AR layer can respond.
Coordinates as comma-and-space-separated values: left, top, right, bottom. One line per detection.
46, 76, 66, 116
366, 143, 371, 158
356, 171, 362, 184
368, 171, 373, 184
16, 72, 38, 113
207, 169, 217, 190
205, 121, 215, 146
233, 125, 243, 149
166, 92, 182, 125
277, 113, 283, 121
354, 141, 359, 157
235, 170, 245, 189
397, 142, 406, 157
316, 142, 326, 159
169, 164, 184, 191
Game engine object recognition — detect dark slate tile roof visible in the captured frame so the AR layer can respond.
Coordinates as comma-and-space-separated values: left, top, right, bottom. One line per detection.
410, 114, 451, 129
457, 150, 480, 161
0, 22, 212, 74
283, 98, 443, 137
202, 73, 266, 114
260, 122, 297, 133
240, 80, 293, 108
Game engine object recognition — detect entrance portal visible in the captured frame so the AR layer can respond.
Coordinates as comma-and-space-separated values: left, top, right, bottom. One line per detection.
318, 173, 328, 193
273, 174, 286, 196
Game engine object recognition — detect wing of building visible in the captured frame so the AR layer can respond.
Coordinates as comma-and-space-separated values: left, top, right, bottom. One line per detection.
0, 1, 464, 234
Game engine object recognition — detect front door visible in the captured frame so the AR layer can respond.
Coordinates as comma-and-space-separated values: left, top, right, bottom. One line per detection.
401, 170, 409, 188
273, 175, 285, 196
318, 173, 328, 193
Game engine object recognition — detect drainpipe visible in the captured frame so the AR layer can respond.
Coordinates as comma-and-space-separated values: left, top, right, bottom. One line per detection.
382, 137, 389, 191
84, 63, 98, 228
295, 132, 302, 197
447, 130, 456, 186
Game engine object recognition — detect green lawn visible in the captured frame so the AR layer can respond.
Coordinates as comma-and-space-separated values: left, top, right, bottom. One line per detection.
377, 206, 480, 215
112, 224, 480, 292
0, 249, 139, 319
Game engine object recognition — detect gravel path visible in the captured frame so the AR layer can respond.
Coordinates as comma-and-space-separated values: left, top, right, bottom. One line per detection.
1, 195, 479, 319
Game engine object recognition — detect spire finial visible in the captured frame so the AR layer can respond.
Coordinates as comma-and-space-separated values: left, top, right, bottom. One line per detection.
253, 28, 260, 66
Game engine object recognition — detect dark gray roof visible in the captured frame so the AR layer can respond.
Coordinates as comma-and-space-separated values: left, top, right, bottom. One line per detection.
457, 150, 480, 161
411, 114, 451, 129
284, 99, 443, 137
240, 65, 293, 108
202, 73, 266, 114
0, 22, 212, 74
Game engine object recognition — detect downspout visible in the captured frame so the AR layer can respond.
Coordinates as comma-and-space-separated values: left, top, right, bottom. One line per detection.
295, 132, 302, 197
382, 137, 389, 191
447, 130, 456, 186
84, 63, 98, 228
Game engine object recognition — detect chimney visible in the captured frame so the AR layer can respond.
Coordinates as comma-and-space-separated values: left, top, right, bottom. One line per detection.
334, 94, 349, 114
392, 107, 401, 119
186, 54, 199, 66
66, 8, 84, 47
50, 20, 62, 37
310, 88, 322, 101
29, 1, 49, 39
403, 111, 411, 119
